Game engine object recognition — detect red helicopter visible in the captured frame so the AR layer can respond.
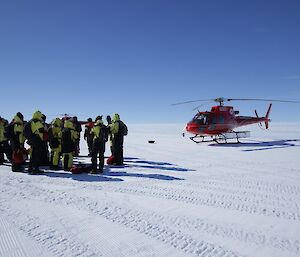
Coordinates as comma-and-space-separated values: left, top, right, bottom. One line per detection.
173, 97, 300, 143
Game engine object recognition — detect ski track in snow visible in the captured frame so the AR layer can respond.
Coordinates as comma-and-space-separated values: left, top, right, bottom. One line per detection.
1, 124, 300, 257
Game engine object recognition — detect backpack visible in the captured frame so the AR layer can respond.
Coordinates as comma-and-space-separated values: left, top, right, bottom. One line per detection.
62, 128, 71, 143
101, 125, 109, 141
4, 123, 15, 140
119, 121, 128, 136
23, 121, 33, 140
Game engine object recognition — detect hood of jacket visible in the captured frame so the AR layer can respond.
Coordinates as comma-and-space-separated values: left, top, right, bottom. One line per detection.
64, 120, 74, 129
13, 115, 23, 124
52, 118, 62, 127
32, 111, 43, 121
112, 113, 120, 122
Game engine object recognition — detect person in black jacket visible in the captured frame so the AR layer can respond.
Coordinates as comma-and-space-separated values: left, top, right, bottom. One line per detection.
72, 116, 82, 156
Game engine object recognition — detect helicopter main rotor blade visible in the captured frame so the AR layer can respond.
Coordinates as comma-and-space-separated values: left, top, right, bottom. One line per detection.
172, 97, 300, 107
171, 99, 213, 106
227, 98, 300, 103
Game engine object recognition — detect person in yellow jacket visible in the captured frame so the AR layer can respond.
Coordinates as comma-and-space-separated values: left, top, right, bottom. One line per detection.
109, 113, 127, 165
25, 111, 46, 174
61, 119, 78, 171
0, 116, 12, 164
48, 118, 62, 170
10, 112, 26, 172
90, 117, 108, 173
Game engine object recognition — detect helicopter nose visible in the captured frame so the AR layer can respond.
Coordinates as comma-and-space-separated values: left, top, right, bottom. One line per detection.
186, 122, 197, 133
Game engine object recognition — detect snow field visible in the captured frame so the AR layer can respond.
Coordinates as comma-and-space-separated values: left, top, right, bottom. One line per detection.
1, 123, 300, 257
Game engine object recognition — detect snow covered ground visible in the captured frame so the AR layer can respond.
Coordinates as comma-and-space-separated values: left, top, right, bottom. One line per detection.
1, 123, 300, 257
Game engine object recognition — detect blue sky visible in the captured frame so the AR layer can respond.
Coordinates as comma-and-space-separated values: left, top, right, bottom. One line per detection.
0, 0, 300, 123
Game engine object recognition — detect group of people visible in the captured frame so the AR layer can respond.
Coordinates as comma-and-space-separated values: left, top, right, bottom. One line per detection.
0, 111, 127, 174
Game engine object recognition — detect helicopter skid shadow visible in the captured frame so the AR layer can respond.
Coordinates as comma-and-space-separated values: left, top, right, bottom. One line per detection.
209, 139, 300, 151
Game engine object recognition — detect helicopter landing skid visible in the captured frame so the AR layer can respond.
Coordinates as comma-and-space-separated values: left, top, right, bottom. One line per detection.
189, 131, 250, 144
189, 135, 209, 144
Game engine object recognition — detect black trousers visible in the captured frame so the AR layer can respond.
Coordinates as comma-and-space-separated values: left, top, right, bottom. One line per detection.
29, 137, 44, 171
112, 137, 124, 165
87, 138, 93, 154
91, 138, 105, 171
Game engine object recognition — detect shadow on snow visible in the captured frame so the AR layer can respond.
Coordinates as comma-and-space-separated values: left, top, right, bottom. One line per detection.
209, 139, 300, 152
105, 169, 183, 181
40, 156, 188, 182
123, 157, 194, 172
42, 171, 123, 182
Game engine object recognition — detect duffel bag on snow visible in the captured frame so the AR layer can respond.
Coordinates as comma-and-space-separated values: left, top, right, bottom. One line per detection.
106, 155, 115, 165
70, 164, 93, 174
12, 148, 28, 164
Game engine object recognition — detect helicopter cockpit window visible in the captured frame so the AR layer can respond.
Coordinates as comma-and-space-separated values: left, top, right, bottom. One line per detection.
192, 114, 207, 125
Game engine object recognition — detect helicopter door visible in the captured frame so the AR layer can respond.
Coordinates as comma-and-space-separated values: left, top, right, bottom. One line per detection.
219, 115, 225, 124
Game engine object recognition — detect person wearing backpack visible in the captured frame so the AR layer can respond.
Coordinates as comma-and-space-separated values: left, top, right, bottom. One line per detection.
61, 119, 78, 171
48, 118, 62, 170
90, 117, 108, 174
0, 116, 12, 164
26, 111, 46, 174
10, 112, 26, 172
109, 113, 127, 165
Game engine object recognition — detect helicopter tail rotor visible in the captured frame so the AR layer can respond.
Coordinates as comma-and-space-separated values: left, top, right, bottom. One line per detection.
255, 109, 263, 128
264, 104, 272, 129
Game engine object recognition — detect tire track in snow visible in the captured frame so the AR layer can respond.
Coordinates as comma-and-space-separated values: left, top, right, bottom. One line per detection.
185, 177, 300, 196
100, 183, 300, 221
1, 181, 244, 257
105, 179, 300, 211
164, 215, 300, 255
14, 171, 299, 219
2, 174, 300, 222
2, 179, 300, 256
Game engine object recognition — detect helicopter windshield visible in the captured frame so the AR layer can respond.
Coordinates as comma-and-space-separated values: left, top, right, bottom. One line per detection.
192, 113, 208, 125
